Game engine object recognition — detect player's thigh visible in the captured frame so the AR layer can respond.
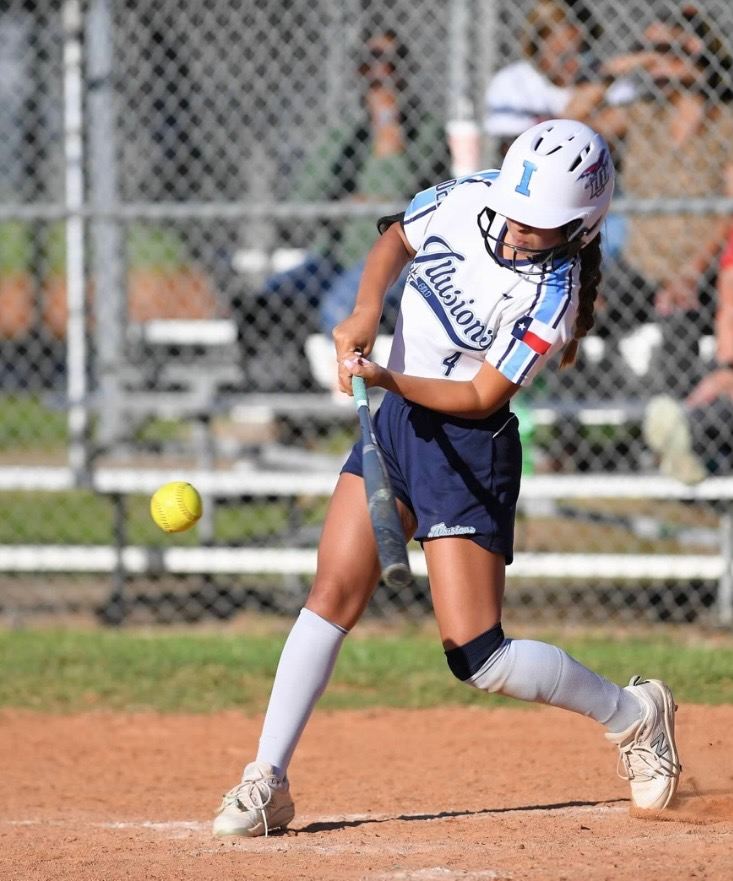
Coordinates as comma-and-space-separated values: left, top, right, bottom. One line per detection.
423, 537, 505, 650
306, 472, 416, 630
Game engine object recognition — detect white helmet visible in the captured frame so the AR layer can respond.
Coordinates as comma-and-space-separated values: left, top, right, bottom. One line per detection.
479, 119, 615, 264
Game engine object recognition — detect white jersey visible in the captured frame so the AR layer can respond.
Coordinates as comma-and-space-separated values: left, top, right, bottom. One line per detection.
388, 172, 580, 387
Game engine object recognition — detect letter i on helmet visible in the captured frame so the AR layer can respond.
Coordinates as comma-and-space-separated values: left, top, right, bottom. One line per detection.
478, 118, 615, 274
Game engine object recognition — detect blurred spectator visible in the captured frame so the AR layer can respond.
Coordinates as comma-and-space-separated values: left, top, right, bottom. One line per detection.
245, 28, 450, 361
483, 0, 635, 148
483, 0, 632, 262
643, 225, 733, 483
590, 5, 733, 397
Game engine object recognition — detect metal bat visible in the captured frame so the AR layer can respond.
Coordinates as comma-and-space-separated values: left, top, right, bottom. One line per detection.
351, 375, 413, 589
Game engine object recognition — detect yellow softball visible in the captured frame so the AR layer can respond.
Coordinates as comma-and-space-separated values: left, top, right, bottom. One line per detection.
150, 481, 203, 533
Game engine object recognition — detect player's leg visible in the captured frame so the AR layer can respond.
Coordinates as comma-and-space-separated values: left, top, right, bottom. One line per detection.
214, 473, 416, 837
424, 537, 681, 810
253, 473, 414, 780
306, 471, 416, 629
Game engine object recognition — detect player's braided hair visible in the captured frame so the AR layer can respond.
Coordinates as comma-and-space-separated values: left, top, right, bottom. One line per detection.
560, 232, 603, 368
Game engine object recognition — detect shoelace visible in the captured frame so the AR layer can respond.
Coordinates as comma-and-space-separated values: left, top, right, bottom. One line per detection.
616, 741, 679, 783
221, 778, 274, 837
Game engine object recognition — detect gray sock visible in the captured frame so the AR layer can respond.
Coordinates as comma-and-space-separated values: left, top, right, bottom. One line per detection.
256, 607, 347, 777
469, 638, 642, 731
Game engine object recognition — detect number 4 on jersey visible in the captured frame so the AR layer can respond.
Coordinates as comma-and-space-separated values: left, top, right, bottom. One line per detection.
442, 351, 462, 376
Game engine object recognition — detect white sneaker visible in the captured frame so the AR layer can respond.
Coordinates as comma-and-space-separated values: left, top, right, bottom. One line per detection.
642, 395, 706, 485
605, 676, 681, 810
213, 761, 295, 837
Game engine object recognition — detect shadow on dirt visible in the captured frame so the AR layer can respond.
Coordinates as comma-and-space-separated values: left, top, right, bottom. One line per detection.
294, 797, 628, 834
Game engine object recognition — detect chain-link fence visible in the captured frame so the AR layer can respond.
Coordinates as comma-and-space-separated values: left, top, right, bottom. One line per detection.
1, 0, 732, 626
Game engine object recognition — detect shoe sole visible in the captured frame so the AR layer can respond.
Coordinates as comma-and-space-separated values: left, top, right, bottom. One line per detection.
644, 679, 681, 810
213, 802, 296, 838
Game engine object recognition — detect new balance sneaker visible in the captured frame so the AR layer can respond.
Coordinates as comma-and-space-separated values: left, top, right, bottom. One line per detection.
642, 395, 707, 485
605, 676, 681, 810
213, 761, 295, 837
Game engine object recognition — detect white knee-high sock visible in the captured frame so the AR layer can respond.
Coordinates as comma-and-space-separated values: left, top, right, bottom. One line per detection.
469, 638, 641, 732
256, 607, 347, 778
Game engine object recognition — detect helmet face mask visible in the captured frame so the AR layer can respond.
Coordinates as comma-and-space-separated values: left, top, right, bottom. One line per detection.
479, 119, 614, 275
477, 207, 583, 279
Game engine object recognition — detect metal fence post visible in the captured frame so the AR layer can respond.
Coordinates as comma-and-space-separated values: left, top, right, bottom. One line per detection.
62, 0, 90, 481
87, 0, 126, 452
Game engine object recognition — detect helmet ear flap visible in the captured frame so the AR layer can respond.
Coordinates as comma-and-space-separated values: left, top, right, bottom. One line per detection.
564, 219, 585, 242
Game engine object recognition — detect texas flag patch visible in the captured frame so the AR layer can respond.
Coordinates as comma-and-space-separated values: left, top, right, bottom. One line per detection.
511, 316, 555, 354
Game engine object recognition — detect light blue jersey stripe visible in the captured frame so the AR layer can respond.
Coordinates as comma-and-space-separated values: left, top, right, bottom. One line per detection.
501, 344, 535, 382
499, 264, 573, 381
404, 186, 438, 221
459, 169, 499, 184
534, 264, 573, 327
403, 203, 436, 226
404, 170, 500, 223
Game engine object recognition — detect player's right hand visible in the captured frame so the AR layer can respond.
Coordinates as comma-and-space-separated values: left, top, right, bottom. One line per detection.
340, 354, 389, 394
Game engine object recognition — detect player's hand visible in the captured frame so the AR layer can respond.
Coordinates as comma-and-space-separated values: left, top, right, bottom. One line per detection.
332, 308, 380, 360
339, 354, 389, 394
333, 309, 381, 392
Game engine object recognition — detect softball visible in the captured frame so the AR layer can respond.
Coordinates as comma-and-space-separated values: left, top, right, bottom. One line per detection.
150, 481, 203, 533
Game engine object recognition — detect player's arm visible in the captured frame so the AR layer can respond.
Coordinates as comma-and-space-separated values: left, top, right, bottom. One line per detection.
343, 357, 519, 420
333, 223, 415, 376
350, 221, 415, 320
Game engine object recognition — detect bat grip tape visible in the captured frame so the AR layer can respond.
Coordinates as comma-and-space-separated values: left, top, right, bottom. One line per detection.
351, 375, 369, 409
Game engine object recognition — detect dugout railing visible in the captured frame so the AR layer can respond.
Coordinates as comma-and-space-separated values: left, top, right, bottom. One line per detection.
0, 466, 731, 627
4, 0, 733, 627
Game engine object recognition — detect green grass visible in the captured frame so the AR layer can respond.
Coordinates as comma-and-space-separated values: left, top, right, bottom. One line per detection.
0, 628, 731, 713
0, 492, 186, 544
0, 396, 68, 451
0, 492, 302, 544
0, 221, 34, 274
0, 221, 188, 275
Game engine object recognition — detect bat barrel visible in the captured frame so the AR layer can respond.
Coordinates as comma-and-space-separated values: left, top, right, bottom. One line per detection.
381, 561, 413, 589
351, 374, 414, 589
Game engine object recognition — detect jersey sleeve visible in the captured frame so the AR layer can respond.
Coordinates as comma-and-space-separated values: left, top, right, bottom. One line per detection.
402, 180, 455, 251
402, 171, 499, 252
487, 265, 578, 386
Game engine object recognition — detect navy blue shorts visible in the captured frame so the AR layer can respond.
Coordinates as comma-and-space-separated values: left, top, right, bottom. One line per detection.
341, 392, 522, 564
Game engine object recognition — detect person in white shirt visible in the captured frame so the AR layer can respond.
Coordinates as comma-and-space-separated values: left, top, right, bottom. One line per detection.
484, 0, 633, 154
212, 120, 681, 840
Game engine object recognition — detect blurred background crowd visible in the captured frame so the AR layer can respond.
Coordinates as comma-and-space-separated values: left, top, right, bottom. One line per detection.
1, 0, 733, 627
1, 0, 732, 478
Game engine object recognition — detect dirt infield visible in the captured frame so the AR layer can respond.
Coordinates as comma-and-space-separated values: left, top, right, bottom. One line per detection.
2, 705, 731, 881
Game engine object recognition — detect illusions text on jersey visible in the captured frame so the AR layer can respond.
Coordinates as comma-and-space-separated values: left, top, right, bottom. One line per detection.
408, 235, 494, 352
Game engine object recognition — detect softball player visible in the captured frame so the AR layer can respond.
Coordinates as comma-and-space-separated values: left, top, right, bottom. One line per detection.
214, 119, 681, 838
